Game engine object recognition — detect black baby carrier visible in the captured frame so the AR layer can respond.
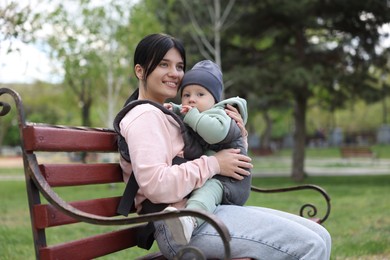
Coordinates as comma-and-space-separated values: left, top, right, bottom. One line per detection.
113, 89, 251, 249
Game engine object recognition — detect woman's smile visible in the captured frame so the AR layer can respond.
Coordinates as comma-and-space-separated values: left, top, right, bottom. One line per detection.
163, 80, 179, 89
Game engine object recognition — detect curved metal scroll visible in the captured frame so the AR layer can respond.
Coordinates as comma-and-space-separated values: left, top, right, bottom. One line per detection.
1, 88, 28, 157
0, 101, 11, 116
251, 184, 331, 223
0, 87, 27, 127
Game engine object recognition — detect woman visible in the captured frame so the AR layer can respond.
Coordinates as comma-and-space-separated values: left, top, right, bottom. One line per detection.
116, 33, 331, 259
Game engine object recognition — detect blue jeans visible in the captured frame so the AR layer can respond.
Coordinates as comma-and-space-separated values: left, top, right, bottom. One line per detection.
154, 205, 331, 259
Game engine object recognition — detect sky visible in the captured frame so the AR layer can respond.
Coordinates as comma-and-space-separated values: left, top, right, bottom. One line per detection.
0, 9, 389, 85
0, 39, 64, 84
0, 0, 64, 84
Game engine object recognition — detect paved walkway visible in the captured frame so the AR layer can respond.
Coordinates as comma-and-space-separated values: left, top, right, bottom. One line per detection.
253, 157, 390, 177
0, 156, 24, 181
257, 166, 390, 177
0, 156, 23, 168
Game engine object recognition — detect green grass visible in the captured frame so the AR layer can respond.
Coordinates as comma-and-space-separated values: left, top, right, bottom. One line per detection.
1, 169, 389, 259
250, 176, 390, 259
0, 167, 23, 175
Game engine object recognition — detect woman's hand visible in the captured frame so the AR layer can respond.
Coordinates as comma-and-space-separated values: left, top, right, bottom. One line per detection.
214, 148, 252, 180
225, 104, 248, 138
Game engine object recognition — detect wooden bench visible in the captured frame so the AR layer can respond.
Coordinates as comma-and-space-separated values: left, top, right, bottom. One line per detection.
0, 87, 331, 260
250, 147, 274, 156
340, 146, 377, 159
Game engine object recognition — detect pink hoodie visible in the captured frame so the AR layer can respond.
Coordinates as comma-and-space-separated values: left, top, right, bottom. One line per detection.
119, 103, 220, 212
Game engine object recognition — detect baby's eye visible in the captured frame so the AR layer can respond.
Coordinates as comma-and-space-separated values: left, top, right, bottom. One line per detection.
182, 94, 190, 98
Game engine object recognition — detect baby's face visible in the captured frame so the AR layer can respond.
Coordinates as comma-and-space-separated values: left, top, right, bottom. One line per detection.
181, 85, 215, 112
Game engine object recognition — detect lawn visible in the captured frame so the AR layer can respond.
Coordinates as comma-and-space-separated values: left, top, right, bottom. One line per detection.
250, 176, 390, 260
0, 166, 389, 259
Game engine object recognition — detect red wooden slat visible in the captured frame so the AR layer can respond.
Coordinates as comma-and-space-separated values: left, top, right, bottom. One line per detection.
23, 125, 118, 152
40, 163, 123, 187
39, 226, 141, 260
33, 197, 126, 228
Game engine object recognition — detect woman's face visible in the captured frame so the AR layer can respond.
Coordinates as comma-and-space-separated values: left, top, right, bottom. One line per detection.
137, 48, 185, 104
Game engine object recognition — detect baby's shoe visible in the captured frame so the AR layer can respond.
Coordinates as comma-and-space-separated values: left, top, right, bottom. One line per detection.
163, 206, 197, 245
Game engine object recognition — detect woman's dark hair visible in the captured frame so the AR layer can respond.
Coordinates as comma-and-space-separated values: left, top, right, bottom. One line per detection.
123, 34, 186, 105
134, 33, 186, 82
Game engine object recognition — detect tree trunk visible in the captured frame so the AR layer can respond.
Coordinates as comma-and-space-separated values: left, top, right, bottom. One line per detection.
382, 91, 387, 125
261, 110, 272, 148
81, 101, 91, 127
291, 93, 307, 181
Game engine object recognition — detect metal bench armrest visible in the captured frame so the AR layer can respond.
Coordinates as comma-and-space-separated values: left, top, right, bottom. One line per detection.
251, 184, 331, 224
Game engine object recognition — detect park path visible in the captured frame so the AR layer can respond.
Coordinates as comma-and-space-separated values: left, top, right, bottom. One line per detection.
255, 157, 390, 177
0, 156, 24, 180
0, 156, 23, 168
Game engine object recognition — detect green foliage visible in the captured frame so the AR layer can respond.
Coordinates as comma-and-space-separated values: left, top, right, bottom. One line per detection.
5, 83, 76, 124
0, 1, 44, 43
217, 0, 390, 178
42, 0, 157, 127
2, 124, 20, 147
0, 98, 20, 146
1, 83, 79, 147
224, 0, 390, 107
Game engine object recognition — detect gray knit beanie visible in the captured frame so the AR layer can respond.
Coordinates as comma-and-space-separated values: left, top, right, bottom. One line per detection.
179, 60, 223, 102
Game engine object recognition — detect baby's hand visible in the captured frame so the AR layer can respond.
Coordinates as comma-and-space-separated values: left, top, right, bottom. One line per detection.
180, 105, 193, 114
164, 103, 173, 110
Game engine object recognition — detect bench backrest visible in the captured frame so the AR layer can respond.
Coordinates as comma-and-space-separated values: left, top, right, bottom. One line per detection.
21, 124, 144, 259
340, 146, 375, 158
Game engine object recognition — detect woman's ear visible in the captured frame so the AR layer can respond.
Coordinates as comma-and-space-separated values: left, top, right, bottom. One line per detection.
134, 64, 144, 80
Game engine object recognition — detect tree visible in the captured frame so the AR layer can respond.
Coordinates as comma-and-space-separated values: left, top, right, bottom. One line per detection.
225, 65, 292, 148
43, 0, 163, 128
178, 0, 236, 68
43, 2, 110, 127
223, 0, 390, 181
0, 1, 44, 48
146, 0, 250, 91
0, 1, 49, 151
